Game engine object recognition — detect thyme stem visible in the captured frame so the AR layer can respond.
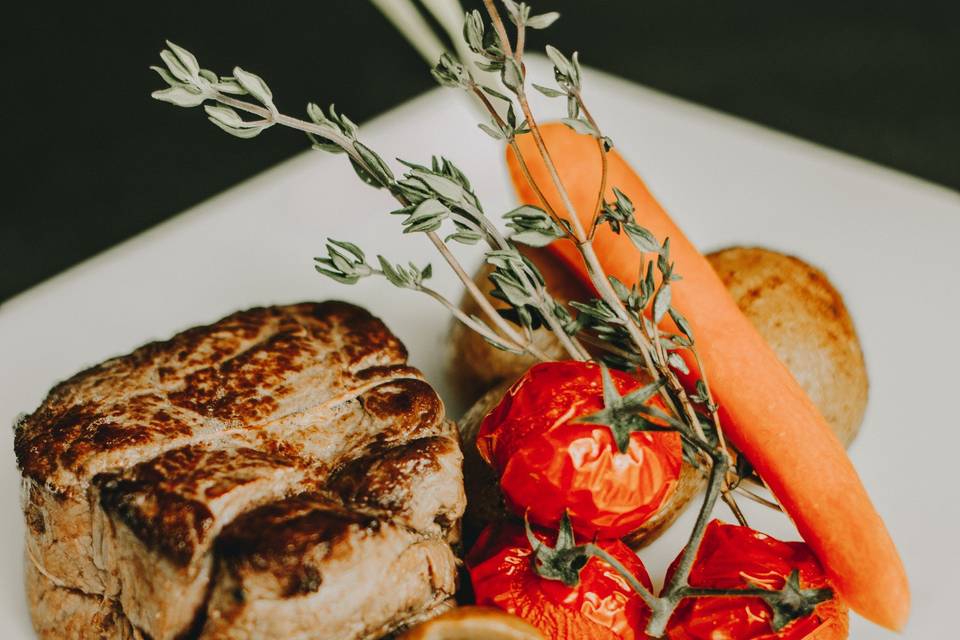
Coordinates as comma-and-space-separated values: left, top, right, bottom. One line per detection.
482, 2, 582, 240
722, 491, 750, 527
573, 94, 609, 237
470, 85, 559, 224
482, 0, 515, 60
634, 310, 698, 442
690, 348, 751, 523
216, 93, 552, 362
483, 0, 658, 369
736, 482, 783, 512
418, 284, 523, 353
514, 12, 526, 60
691, 348, 725, 453
467, 84, 589, 361
575, 332, 634, 360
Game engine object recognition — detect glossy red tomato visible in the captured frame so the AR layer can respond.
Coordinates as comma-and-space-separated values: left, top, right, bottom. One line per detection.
476, 361, 682, 539
467, 521, 652, 639
665, 520, 848, 640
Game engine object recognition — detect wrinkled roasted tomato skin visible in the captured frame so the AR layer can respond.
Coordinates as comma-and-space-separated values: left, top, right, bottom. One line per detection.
467, 521, 653, 639
665, 520, 849, 640
476, 361, 683, 539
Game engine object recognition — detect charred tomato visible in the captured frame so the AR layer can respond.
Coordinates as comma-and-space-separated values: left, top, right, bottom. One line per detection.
476, 361, 682, 539
665, 520, 848, 640
467, 521, 652, 639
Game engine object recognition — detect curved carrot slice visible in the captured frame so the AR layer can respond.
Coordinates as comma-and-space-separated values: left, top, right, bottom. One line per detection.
506, 123, 909, 631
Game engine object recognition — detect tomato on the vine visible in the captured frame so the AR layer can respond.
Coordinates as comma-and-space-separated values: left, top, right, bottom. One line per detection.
467, 521, 652, 639
476, 361, 682, 539
665, 520, 848, 640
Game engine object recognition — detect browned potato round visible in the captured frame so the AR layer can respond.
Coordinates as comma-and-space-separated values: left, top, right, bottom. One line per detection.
707, 247, 868, 446
398, 606, 544, 640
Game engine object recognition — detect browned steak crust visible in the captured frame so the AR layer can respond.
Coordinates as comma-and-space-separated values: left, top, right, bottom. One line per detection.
205, 493, 458, 640
16, 302, 464, 640
16, 302, 409, 490
95, 444, 304, 568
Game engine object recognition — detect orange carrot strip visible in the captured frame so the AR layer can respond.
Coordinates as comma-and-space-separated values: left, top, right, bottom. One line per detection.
506, 123, 909, 631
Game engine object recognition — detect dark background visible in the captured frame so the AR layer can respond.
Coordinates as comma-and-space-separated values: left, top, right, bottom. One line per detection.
4, 1, 958, 303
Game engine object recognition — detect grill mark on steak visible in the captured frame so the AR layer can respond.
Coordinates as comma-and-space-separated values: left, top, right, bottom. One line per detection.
14, 301, 409, 491
333, 437, 445, 508
329, 431, 465, 540
362, 378, 442, 425
95, 444, 306, 567
215, 493, 378, 593
168, 322, 316, 421
94, 380, 446, 566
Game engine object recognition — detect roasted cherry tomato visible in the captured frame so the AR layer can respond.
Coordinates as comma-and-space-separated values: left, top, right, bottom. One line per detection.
665, 520, 848, 640
467, 521, 652, 639
476, 361, 682, 539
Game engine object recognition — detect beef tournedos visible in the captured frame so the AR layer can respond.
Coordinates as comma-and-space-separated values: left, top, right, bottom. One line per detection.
15, 301, 465, 640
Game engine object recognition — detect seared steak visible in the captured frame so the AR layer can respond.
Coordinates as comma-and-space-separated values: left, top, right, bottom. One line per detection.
16, 302, 465, 639
203, 493, 457, 639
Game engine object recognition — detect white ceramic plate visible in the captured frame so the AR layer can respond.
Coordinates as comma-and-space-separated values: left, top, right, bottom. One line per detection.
1, 57, 957, 638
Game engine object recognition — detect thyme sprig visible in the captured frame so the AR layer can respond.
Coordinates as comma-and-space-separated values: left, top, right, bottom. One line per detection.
151, 2, 819, 635
465, 0, 751, 527
151, 45, 557, 360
